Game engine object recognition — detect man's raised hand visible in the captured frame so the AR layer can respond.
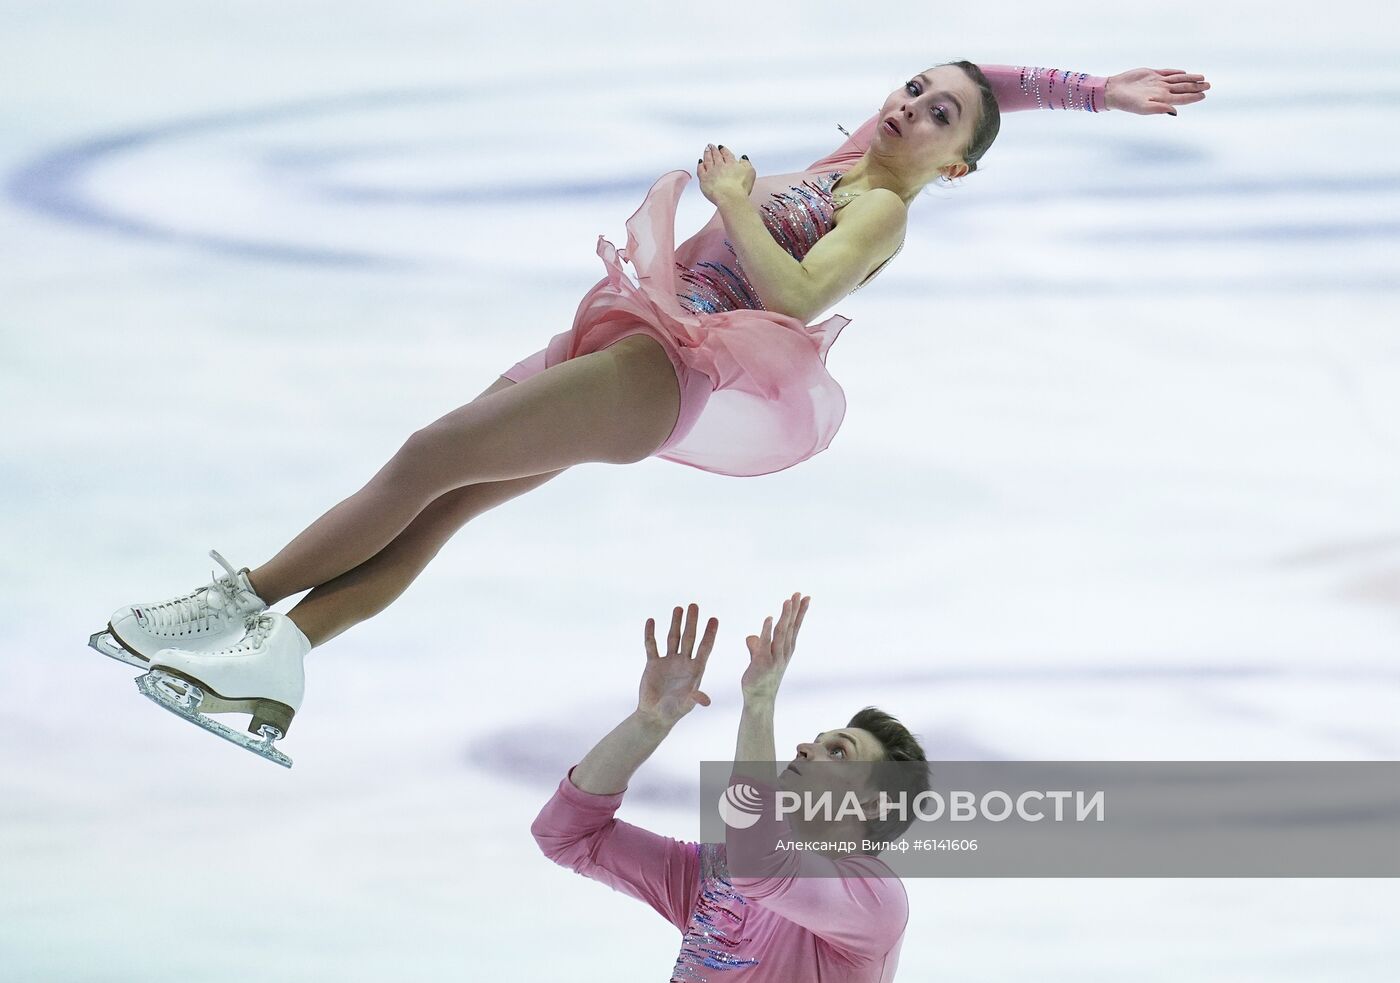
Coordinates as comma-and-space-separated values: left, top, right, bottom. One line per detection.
638, 603, 717, 727
742, 592, 810, 703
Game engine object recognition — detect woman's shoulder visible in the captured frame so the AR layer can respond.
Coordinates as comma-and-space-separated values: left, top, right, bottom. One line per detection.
831, 185, 908, 233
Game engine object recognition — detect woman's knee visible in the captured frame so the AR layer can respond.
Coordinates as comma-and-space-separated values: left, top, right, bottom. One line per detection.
386, 425, 461, 492
424, 470, 563, 528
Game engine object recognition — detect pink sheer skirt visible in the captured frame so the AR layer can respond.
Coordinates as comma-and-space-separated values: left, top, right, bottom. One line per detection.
499, 170, 851, 478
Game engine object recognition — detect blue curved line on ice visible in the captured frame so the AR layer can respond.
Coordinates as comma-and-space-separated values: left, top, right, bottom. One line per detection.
3, 86, 684, 268
4, 89, 481, 268
3, 87, 543, 269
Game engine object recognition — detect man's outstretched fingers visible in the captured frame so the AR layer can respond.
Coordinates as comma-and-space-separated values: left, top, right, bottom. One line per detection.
645, 617, 660, 660
695, 617, 719, 665
680, 603, 699, 657
667, 606, 686, 656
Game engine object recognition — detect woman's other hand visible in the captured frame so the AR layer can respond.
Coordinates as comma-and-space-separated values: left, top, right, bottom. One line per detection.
1105, 68, 1210, 116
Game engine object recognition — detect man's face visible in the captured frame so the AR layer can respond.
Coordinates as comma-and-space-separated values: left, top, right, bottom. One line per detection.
778, 725, 885, 802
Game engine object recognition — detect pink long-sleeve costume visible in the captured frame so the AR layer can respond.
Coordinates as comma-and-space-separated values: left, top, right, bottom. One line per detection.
532, 769, 906, 983
502, 65, 1108, 477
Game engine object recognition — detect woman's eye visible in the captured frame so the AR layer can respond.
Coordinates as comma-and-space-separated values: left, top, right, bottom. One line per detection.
905, 80, 919, 95
934, 106, 948, 124
832, 746, 846, 759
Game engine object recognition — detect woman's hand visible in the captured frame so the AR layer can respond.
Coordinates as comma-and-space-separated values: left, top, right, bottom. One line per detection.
1105, 68, 1211, 116
637, 603, 716, 727
742, 592, 810, 703
698, 144, 756, 206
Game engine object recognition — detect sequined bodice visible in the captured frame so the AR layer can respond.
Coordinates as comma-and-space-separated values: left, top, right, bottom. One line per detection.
677, 171, 899, 316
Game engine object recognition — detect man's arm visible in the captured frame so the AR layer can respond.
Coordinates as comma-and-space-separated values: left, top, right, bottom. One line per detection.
732, 593, 805, 772
530, 764, 699, 931
531, 603, 718, 930
571, 710, 675, 794
726, 595, 909, 961
572, 601, 717, 793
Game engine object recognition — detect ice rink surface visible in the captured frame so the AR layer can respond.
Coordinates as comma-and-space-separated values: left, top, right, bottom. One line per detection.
3, 1, 1398, 979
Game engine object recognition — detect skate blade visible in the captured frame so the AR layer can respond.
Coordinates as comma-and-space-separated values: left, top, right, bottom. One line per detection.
136, 670, 293, 769
89, 627, 148, 669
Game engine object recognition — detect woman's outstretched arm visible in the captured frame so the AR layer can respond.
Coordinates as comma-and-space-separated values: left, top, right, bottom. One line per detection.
810, 63, 1211, 169
980, 64, 1211, 115
979, 63, 1111, 113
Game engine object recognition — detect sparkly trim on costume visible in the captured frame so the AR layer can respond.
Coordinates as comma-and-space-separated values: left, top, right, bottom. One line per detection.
762, 175, 840, 258
677, 173, 839, 315
1020, 65, 1100, 112
669, 844, 759, 982
678, 254, 767, 314
676, 172, 899, 315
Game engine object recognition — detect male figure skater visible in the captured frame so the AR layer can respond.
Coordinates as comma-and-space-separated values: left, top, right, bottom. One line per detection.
532, 594, 928, 982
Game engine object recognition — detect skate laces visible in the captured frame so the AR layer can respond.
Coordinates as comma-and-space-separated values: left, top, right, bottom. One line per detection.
226, 613, 277, 654
138, 550, 258, 634
143, 586, 220, 632
208, 551, 259, 613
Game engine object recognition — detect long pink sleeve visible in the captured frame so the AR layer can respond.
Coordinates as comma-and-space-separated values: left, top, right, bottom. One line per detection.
808, 62, 1110, 171
536, 768, 908, 980
979, 63, 1109, 112
530, 766, 700, 931
724, 778, 908, 963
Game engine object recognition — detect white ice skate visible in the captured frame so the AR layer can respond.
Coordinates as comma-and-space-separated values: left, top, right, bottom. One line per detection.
89, 549, 268, 669
137, 612, 310, 769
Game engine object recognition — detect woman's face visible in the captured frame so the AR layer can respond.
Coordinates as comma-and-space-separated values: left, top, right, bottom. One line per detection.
874, 65, 982, 181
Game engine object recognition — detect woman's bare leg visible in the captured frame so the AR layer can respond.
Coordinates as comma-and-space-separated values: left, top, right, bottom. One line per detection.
247, 333, 680, 606
286, 465, 563, 646
284, 378, 563, 647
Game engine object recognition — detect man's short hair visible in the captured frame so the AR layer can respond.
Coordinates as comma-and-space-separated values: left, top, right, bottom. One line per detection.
848, 706, 931, 846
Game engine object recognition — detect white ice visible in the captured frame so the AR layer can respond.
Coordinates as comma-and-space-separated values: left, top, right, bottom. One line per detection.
2, 1, 1398, 980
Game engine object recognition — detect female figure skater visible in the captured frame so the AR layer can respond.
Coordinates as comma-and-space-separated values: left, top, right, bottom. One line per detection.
89, 62, 1211, 765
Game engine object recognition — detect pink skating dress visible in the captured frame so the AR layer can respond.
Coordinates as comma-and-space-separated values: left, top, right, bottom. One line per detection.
501, 64, 1108, 477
